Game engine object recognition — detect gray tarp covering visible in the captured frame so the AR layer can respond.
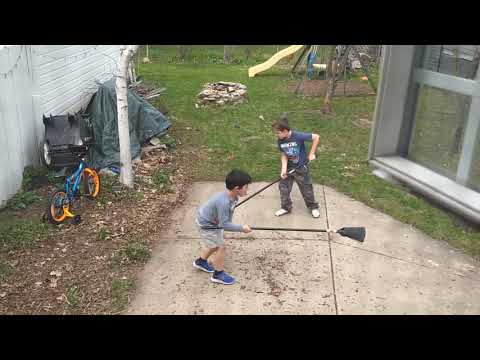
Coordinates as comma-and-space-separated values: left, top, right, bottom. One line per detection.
86, 77, 171, 170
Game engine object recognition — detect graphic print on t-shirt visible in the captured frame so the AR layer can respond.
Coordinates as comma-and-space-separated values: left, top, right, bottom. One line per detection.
280, 141, 301, 164
277, 131, 312, 167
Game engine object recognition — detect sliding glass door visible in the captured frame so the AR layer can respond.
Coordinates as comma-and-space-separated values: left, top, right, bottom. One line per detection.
407, 45, 480, 190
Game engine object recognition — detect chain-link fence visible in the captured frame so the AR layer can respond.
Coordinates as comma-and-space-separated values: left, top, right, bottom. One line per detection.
137, 45, 382, 68
137, 45, 293, 65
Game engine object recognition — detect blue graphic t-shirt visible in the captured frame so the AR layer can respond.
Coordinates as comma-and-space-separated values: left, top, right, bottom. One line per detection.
277, 130, 313, 167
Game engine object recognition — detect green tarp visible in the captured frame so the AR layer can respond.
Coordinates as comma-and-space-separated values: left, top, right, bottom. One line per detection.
86, 77, 171, 170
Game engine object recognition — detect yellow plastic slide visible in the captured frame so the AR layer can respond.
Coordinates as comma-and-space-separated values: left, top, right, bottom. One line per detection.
248, 45, 305, 78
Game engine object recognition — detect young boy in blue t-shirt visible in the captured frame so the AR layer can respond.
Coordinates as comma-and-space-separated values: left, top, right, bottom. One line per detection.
272, 116, 321, 218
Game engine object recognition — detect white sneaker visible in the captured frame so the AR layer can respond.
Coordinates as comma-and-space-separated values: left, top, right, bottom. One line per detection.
275, 209, 290, 217
311, 209, 320, 218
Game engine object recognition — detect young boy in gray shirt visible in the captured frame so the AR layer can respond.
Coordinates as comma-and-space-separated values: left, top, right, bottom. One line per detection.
193, 169, 252, 285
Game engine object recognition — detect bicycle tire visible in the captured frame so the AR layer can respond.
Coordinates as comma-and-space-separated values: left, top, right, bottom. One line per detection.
46, 190, 70, 225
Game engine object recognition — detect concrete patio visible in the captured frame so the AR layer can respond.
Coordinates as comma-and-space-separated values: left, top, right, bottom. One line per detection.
126, 182, 480, 315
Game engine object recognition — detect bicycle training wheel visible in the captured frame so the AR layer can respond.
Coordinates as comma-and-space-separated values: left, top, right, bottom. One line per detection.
82, 168, 100, 198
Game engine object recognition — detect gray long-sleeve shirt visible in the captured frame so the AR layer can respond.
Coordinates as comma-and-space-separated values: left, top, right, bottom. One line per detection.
196, 191, 243, 232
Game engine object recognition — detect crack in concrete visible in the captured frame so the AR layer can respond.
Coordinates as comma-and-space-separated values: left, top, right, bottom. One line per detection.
322, 185, 339, 315
163, 207, 480, 290
162, 235, 480, 281
330, 240, 480, 283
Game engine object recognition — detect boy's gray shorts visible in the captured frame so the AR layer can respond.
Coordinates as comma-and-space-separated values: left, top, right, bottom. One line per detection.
195, 219, 224, 248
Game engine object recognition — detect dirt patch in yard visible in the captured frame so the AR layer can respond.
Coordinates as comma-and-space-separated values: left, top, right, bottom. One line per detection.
0, 127, 203, 314
286, 79, 375, 97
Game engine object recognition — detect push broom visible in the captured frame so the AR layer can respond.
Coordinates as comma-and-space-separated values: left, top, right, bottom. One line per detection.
201, 226, 366, 242
227, 161, 366, 242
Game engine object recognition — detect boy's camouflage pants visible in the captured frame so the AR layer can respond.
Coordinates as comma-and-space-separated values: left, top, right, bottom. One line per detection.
278, 164, 319, 211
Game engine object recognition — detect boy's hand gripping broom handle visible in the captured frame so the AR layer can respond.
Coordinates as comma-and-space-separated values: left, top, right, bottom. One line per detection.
235, 162, 310, 209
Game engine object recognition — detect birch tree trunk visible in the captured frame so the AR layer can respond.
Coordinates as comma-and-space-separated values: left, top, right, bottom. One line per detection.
116, 45, 139, 188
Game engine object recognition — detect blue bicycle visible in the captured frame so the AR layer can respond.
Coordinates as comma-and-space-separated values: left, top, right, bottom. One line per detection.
45, 144, 100, 225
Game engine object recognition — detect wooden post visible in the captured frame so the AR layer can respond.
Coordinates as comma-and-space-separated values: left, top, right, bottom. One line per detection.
291, 45, 311, 75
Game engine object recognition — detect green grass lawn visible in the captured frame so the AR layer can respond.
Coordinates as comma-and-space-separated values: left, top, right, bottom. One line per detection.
137, 46, 480, 259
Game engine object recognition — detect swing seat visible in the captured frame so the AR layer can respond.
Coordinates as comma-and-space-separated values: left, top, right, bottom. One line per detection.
312, 63, 327, 71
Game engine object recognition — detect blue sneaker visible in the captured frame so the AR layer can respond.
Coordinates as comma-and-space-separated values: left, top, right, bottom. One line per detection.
210, 271, 235, 285
193, 258, 214, 273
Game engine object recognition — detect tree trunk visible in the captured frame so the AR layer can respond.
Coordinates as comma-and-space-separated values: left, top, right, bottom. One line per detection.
321, 46, 337, 113
322, 66, 337, 113
224, 45, 233, 64
322, 46, 351, 114
326, 45, 336, 79
245, 46, 252, 62
178, 45, 187, 62
116, 45, 139, 189
142, 45, 151, 64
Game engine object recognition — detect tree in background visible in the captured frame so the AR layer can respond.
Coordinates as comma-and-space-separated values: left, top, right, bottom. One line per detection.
224, 45, 233, 64
178, 45, 188, 62
322, 46, 351, 114
244, 45, 253, 62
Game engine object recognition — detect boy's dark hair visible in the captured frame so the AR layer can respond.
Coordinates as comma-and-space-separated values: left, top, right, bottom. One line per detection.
226, 169, 252, 190
271, 115, 290, 131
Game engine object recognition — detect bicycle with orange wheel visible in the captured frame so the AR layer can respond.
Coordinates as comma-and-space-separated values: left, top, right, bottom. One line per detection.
45, 144, 100, 225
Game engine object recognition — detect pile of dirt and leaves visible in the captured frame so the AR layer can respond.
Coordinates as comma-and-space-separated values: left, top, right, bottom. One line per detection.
286, 79, 375, 97
0, 129, 202, 314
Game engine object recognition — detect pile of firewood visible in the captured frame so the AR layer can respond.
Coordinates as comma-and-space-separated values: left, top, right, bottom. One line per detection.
196, 81, 247, 106
129, 82, 166, 100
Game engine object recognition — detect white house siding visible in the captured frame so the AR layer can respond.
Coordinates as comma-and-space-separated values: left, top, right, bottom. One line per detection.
0, 45, 121, 206
0, 46, 38, 206
32, 45, 121, 115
